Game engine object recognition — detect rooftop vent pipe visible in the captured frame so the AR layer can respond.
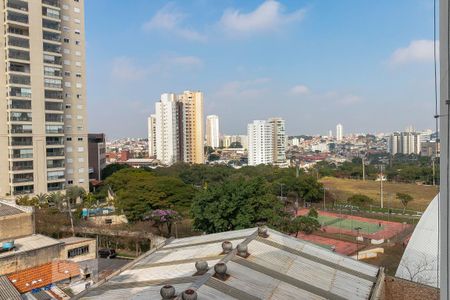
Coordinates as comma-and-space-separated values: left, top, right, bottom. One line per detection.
221, 241, 233, 254
160, 285, 175, 299
258, 225, 269, 238
214, 262, 228, 281
181, 288, 197, 300
194, 261, 208, 275
237, 243, 249, 258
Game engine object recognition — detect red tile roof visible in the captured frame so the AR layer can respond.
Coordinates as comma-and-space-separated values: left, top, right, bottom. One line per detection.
7, 260, 80, 293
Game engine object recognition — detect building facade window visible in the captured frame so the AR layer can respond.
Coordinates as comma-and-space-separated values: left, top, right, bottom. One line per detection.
68, 245, 89, 258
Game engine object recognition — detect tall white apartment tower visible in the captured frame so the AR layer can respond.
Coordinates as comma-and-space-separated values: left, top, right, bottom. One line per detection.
0, 0, 89, 197
336, 123, 343, 142
268, 118, 287, 167
147, 114, 156, 157
154, 93, 182, 165
247, 120, 273, 166
206, 115, 219, 149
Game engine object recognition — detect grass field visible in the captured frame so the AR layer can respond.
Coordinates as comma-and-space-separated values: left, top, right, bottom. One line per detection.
320, 177, 438, 212
317, 215, 382, 234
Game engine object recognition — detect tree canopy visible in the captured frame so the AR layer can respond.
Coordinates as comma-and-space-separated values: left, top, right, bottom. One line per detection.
105, 168, 195, 222
347, 194, 373, 206
191, 177, 284, 233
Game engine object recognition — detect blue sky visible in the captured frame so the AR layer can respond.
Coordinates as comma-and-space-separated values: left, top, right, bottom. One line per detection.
86, 0, 437, 138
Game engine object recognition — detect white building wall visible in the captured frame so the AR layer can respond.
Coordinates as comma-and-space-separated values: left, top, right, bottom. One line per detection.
155, 94, 178, 165
206, 115, 219, 148
336, 124, 343, 142
147, 114, 156, 157
248, 121, 273, 166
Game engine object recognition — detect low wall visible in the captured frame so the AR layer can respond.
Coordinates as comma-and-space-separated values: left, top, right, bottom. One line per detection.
382, 276, 439, 300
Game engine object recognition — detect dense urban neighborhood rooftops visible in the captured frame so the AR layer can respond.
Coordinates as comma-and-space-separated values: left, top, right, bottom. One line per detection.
77, 227, 382, 300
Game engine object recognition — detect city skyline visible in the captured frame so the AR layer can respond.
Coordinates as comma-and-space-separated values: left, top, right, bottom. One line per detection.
85, 0, 437, 138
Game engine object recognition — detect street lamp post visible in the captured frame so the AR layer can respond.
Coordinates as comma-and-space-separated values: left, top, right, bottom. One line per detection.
354, 227, 362, 260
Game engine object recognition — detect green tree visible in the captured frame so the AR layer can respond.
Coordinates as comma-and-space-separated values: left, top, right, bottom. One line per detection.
47, 192, 65, 210
191, 177, 283, 233
229, 141, 243, 148
396, 192, 414, 213
347, 194, 373, 207
290, 216, 321, 236
208, 153, 220, 161
16, 195, 38, 207
307, 207, 319, 219
106, 168, 195, 222
101, 163, 130, 180
33, 193, 48, 206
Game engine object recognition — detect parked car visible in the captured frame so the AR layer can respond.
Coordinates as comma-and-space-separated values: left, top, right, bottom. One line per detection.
98, 248, 117, 259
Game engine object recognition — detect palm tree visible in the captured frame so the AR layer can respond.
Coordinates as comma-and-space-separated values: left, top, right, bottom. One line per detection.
33, 193, 48, 207
64, 186, 86, 236
66, 186, 86, 206
47, 192, 65, 210
15, 195, 32, 206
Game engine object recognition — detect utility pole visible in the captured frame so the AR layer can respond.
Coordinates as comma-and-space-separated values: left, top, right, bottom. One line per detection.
440, 0, 449, 296
362, 157, 366, 181
323, 188, 326, 210
432, 157, 436, 186
379, 165, 384, 209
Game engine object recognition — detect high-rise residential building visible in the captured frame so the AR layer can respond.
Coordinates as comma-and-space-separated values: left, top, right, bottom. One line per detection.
154, 93, 183, 165
336, 123, 343, 142
248, 120, 273, 166
88, 133, 106, 181
179, 91, 204, 164
152, 91, 204, 166
206, 115, 219, 149
0, 0, 89, 197
147, 114, 156, 157
268, 118, 287, 167
291, 137, 299, 147
388, 131, 421, 155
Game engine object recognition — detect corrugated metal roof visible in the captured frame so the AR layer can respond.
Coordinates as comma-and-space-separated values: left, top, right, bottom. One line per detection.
0, 203, 23, 217
76, 228, 380, 300
0, 275, 21, 300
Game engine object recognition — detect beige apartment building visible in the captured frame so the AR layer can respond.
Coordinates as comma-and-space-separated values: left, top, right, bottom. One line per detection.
179, 91, 204, 164
0, 0, 89, 197
151, 91, 204, 165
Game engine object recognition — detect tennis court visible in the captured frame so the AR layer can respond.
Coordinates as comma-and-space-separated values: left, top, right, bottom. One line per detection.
298, 208, 411, 240
317, 215, 383, 234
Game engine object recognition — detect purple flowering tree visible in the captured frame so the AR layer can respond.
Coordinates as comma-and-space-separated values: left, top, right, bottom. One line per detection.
150, 209, 181, 237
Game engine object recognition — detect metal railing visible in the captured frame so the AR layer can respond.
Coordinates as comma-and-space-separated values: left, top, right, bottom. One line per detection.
7, 0, 28, 12
7, 12, 28, 24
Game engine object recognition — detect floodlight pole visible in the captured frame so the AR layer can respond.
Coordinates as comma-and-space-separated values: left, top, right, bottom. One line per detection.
440, 0, 449, 297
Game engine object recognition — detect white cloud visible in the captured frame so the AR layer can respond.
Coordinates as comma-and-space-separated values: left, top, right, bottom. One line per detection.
170, 55, 203, 67
338, 94, 362, 105
215, 78, 271, 99
220, 0, 305, 35
292, 87, 362, 106
290, 84, 310, 95
389, 40, 438, 65
110, 55, 203, 81
143, 3, 206, 42
111, 57, 147, 81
